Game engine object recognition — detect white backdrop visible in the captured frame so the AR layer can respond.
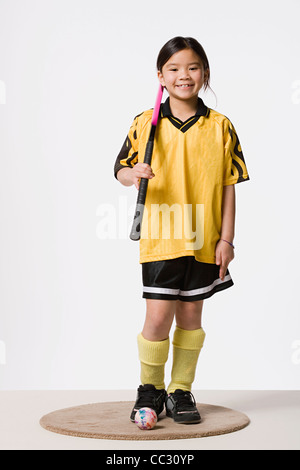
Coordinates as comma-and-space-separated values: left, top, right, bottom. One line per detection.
0, 0, 299, 390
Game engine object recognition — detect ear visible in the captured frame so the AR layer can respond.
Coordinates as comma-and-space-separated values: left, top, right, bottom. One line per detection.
204, 68, 210, 83
157, 70, 165, 87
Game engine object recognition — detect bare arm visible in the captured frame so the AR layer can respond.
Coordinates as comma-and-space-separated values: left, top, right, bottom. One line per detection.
220, 184, 235, 243
215, 184, 236, 280
117, 164, 155, 190
116, 167, 136, 187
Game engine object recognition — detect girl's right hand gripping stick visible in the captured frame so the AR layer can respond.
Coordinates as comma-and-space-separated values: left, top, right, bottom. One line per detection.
130, 84, 164, 241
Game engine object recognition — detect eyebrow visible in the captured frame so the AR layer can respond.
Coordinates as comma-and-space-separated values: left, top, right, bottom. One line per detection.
166, 62, 201, 66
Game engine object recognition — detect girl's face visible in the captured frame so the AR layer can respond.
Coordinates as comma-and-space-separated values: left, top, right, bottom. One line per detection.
157, 48, 208, 101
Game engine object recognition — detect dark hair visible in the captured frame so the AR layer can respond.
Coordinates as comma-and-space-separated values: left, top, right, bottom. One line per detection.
157, 36, 211, 92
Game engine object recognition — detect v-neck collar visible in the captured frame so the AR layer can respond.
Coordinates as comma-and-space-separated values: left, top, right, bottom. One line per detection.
160, 97, 210, 133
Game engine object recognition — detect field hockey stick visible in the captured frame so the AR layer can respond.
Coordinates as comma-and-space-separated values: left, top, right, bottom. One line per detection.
129, 84, 164, 241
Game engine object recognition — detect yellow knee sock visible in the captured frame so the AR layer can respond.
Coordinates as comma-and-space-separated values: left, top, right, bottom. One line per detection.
167, 326, 206, 394
137, 333, 170, 390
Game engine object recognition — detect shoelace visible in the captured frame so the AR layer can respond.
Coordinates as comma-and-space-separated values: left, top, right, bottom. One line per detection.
173, 390, 197, 411
136, 386, 160, 407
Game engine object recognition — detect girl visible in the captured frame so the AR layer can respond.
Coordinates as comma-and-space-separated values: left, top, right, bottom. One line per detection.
114, 37, 249, 424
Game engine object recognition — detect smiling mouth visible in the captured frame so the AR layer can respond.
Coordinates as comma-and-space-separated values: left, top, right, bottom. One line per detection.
176, 84, 193, 88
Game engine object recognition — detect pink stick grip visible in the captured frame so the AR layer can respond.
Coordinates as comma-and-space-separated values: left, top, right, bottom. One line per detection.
151, 84, 164, 126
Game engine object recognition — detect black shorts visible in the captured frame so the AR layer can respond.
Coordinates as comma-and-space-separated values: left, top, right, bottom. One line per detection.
142, 256, 234, 302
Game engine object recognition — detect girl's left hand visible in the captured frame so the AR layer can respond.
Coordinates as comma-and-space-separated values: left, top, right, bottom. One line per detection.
215, 240, 235, 281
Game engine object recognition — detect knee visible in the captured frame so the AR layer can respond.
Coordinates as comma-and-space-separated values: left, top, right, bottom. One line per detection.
145, 311, 170, 338
179, 299, 203, 314
176, 300, 203, 330
148, 310, 169, 332
142, 302, 174, 341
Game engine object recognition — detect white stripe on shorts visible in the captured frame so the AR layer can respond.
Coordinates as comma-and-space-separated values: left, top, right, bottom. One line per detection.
178, 274, 232, 296
143, 274, 232, 297
143, 286, 180, 296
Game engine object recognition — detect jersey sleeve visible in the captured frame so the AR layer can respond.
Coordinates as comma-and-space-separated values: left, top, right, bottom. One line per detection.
223, 119, 250, 185
114, 114, 140, 179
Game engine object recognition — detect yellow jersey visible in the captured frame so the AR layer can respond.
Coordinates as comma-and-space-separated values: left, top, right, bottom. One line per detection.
114, 97, 250, 264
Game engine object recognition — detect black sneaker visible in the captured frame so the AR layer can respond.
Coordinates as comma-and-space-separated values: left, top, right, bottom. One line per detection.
165, 389, 201, 424
130, 384, 167, 422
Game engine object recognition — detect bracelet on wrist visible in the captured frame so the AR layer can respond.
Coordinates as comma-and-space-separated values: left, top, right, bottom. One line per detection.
220, 239, 235, 249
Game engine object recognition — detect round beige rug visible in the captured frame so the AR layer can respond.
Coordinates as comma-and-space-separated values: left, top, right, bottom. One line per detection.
39, 401, 250, 440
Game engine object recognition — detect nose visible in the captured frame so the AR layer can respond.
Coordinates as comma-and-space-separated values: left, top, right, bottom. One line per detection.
179, 68, 191, 80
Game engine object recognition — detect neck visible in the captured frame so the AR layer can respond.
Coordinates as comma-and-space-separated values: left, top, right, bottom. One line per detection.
168, 95, 198, 119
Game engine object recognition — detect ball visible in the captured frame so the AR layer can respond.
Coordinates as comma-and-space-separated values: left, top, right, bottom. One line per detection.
134, 407, 157, 430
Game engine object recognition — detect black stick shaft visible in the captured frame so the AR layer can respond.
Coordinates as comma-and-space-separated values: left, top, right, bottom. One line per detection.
129, 131, 156, 241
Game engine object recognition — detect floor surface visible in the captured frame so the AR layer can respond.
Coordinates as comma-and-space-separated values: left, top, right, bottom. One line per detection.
0, 390, 299, 450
